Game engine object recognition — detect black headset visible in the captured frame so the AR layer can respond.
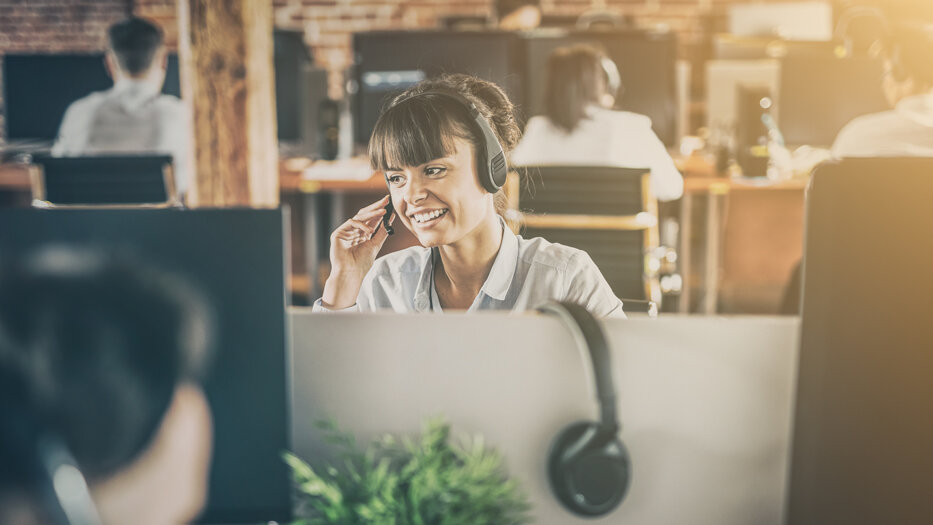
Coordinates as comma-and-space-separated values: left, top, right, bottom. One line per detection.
537, 301, 631, 517
0, 377, 102, 525
385, 90, 509, 194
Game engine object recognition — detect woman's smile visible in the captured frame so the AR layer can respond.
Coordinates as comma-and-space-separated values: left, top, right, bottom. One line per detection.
409, 207, 449, 226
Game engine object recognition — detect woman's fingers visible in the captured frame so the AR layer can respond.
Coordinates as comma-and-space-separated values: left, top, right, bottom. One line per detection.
353, 207, 387, 223
346, 218, 375, 236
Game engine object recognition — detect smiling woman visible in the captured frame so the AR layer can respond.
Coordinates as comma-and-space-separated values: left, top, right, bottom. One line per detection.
313, 74, 624, 317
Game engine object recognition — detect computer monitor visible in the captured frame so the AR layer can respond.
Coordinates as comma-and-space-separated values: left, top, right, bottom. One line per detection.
352, 30, 523, 145
777, 56, 888, 147
2, 53, 181, 142
0, 208, 293, 524
4, 31, 319, 146
788, 158, 933, 524
705, 60, 781, 147
521, 29, 678, 146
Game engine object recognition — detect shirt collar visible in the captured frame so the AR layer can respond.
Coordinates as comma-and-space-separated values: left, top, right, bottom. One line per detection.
410, 216, 518, 309
479, 216, 517, 301
412, 247, 435, 312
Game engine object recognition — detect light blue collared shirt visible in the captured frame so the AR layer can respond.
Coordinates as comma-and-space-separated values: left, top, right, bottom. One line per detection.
314, 219, 625, 318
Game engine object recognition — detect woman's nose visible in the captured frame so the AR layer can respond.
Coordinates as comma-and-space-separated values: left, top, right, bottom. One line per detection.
404, 176, 428, 204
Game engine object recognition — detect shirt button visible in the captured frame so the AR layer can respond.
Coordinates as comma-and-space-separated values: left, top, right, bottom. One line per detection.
415, 298, 427, 311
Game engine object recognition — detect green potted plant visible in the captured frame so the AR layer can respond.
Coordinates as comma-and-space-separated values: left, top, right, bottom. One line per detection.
283, 417, 531, 524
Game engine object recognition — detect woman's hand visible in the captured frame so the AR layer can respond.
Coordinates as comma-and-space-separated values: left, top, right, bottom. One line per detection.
320, 195, 395, 309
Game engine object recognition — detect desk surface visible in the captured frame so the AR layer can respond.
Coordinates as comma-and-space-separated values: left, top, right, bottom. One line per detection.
4, 156, 811, 196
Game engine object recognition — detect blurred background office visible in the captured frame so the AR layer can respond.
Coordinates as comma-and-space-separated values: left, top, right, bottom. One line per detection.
1, 0, 932, 315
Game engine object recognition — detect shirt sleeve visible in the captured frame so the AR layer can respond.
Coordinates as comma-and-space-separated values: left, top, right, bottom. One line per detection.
52, 101, 88, 156
311, 299, 361, 313
310, 263, 380, 313
169, 100, 193, 200
642, 129, 684, 202
562, 251, 627, 319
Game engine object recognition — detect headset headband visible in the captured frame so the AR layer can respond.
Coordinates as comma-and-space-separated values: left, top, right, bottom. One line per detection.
537, 301, 619, 430
389, 90, 508, 193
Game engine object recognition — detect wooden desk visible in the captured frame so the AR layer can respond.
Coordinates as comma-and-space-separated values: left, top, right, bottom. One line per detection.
679, 175, 807, 314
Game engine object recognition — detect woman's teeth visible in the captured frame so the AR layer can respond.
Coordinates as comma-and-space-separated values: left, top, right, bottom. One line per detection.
412, 209, 448, 224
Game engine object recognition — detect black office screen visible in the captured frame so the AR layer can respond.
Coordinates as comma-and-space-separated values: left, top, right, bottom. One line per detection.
352, 30, 523, 144
788, 159, 933, 525
521, 30, 678, 146
0, 208, 292, 524
2, 54, 181, 142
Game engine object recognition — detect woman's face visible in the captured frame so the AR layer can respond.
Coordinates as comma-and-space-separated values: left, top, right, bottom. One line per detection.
385, 137, 494, 247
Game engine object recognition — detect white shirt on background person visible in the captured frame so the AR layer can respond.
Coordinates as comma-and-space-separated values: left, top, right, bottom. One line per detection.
510, 104, 684, 202
52, 78, 191, 198
832, 93, 933, 158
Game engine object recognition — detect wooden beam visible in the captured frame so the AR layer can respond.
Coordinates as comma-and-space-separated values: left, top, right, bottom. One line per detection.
177, 0, 278, 207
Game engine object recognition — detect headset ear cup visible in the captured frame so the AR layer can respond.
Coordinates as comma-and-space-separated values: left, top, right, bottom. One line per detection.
548, 421, 631, 517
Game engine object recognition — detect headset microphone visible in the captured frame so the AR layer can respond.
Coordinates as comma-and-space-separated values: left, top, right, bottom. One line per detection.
537, 301, 631, 517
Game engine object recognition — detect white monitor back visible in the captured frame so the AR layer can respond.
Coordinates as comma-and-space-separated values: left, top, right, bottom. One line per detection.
289, 312, 798, 524
729, 2, 833, 41
706, 60, 781, 148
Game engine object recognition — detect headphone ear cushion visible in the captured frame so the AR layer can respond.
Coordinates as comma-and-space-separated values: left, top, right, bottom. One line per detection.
548, 421, 631, 517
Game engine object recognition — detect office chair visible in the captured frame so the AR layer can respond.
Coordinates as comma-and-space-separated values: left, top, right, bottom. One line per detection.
516, 166, 662, 305
787, 157, 933, 524
30, 154, 177, 208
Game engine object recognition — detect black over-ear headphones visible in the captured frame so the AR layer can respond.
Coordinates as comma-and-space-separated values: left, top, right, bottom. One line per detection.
386, 90, 509, 194
537, 301, 631, 517
0, 373, 102, 525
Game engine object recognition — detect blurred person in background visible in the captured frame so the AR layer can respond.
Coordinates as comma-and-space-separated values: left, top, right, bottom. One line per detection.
52, 17, 191, 201
511, 44, 684, 202
832, 23, 933, 157
0, 247, 213, 525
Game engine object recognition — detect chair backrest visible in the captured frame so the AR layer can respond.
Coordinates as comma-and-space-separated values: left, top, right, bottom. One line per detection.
30, 154, 176, 208
517, 166, 660, 303
787, 157, 933, 524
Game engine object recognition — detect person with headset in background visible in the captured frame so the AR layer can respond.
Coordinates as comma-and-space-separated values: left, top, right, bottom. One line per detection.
0, 247, 213, 525
780, 22, 933, 314
831, 22, 933, 158
510, 44, 684, 202
313, 74, 624, 317
52, 17, 192, 202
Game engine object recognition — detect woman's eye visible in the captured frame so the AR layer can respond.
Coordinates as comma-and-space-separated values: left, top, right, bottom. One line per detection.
425, 167, 446, 176
387, 174, 404, 185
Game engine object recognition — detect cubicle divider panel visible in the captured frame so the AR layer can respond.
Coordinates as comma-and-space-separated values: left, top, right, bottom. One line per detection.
289, 312, 799, 525
0, 208, 293, 524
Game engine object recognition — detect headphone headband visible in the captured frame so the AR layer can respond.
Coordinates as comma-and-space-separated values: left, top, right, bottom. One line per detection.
388, 90, 508, 193
537, 301, 619, 429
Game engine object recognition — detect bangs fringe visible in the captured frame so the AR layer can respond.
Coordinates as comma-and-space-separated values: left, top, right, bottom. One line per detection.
369, 96, 476, 171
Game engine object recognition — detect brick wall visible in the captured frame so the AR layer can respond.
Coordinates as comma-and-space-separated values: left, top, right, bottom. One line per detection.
2, 0, 931, 139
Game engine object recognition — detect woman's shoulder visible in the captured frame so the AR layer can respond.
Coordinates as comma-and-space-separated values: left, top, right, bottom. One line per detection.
516, 235, 593, 270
